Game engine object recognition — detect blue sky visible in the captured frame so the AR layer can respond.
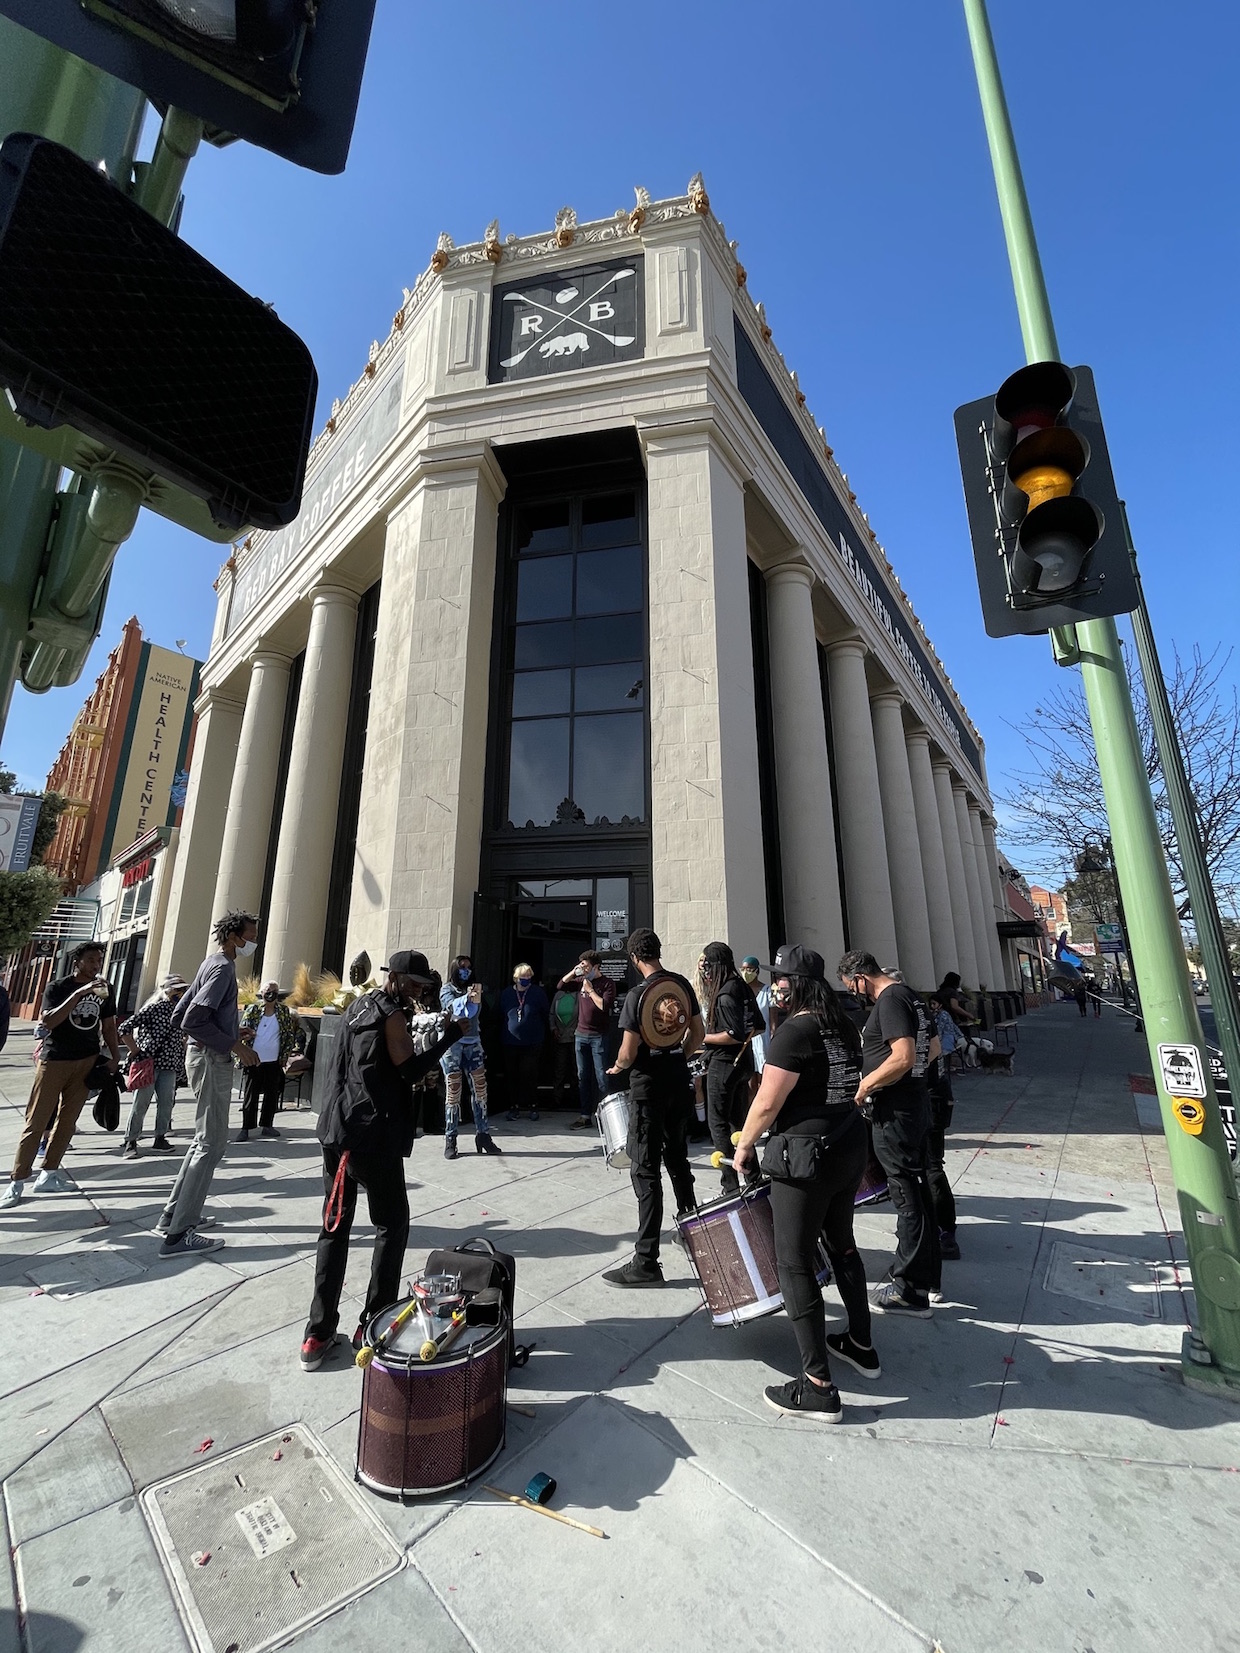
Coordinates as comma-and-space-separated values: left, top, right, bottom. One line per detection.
7, 0, 1238, 886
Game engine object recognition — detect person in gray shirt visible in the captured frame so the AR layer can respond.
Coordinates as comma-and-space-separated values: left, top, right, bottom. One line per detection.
156, 910, 261, 1257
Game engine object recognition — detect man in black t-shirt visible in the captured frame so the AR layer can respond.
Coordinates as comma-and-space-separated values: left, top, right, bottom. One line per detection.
697, 941, 762, 1196
2, 941, 120, 1207
838, 949, 940, 1316
604, 927, 704, 1287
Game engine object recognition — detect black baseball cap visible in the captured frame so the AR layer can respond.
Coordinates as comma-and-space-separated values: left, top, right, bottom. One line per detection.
771, 944, 826, 982
382, 950, 435, 984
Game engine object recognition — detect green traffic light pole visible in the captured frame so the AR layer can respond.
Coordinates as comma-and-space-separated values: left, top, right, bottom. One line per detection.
0, 20, 202, 738
963, 0, 1240, 1396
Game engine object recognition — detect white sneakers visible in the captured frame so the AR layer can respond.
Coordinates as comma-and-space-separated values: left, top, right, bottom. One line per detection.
0, 1179, 25, 1209
1, 1169, 76, 1206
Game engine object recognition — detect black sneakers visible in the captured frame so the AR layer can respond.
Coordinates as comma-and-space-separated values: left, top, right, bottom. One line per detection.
826, 1332, 882, 1379
939, 1231, 962, 1260
764, 1377, 843, 1423
603, 1258, 665, 1288
869, 1279, 932, 1318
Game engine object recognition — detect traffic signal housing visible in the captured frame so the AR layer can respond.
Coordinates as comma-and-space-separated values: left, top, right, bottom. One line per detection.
0, 131, 317, 531
0, 0, 377, 174
954, 362, 1138, 637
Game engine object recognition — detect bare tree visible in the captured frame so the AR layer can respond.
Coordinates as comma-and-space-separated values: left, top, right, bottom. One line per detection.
1002, 643, 1240, 914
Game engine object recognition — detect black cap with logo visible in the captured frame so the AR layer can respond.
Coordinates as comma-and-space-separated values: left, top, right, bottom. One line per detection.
770, 944, 826, 982
382, 950, 435, 984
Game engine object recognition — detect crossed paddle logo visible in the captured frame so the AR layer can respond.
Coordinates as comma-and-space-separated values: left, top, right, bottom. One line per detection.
500, 267, 637, 371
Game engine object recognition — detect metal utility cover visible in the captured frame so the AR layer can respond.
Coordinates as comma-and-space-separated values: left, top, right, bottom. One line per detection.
1043, 1241, 1171, 1320
141, 1425, 403, 1653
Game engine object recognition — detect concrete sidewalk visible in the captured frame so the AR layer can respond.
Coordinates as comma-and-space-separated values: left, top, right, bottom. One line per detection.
1, 1002, 1238, 1653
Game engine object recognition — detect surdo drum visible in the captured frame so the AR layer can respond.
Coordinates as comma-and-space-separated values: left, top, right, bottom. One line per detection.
355, 1298, 508, 1500
596, 1091, 631, 1170
676, 1183, 832, 1328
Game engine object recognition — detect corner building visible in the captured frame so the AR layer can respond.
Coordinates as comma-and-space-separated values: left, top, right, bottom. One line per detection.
159, 182, 1013, 997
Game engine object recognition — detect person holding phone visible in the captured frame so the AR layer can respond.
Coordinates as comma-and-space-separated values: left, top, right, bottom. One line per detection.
557, 950, 616, 1127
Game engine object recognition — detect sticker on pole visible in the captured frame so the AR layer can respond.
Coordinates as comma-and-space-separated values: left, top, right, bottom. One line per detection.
1158, 1043, 1207, 1099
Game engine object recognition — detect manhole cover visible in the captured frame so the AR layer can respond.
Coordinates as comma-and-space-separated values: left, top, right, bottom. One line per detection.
1043, 1241, 1174, 1320
141, 1424, 402, 1653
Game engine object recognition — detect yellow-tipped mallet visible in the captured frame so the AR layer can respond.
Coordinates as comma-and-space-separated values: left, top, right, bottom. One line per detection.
356, 1296, 421, 1369
420, 1309, 467, 1363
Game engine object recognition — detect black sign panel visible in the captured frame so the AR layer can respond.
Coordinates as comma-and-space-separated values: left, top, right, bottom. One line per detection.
489, 259, 643, 384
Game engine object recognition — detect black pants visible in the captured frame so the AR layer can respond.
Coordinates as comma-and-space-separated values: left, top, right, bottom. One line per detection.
706, 1050, 751, 1195
926, 1061, 956, 1236
551, 1041, 577, 1109
241, 1060, 284, 1131
505, 1044, 541, 1114
870, 1086, 941, 1296
628, 1061, 696, 1267
305, 1139, 410, 1342
769, 1115, 871, 1383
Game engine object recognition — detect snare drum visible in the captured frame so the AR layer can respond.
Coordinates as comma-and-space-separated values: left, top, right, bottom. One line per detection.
676, 1183, 831, 1328
356, 1298, 508, 1500
854, 1150, 890, 1207
596, 1091, 631, 1170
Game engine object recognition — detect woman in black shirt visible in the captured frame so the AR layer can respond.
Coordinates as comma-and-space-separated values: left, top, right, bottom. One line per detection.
733, 944, 878, 1422
697, 941, 761, 1196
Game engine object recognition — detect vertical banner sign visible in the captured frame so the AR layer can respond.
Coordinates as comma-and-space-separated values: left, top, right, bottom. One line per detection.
104, 646, 198, 864
0, 794, 42, 872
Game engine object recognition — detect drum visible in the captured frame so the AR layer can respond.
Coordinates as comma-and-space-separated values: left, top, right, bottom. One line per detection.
355, 1299, 508, 1500
676, 1183, 831, 1328
854, 1150, 890, 1207
596, 1091, 631, 1170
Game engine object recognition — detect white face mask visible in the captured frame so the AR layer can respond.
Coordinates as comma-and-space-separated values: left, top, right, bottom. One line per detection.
236, 938, 257, 957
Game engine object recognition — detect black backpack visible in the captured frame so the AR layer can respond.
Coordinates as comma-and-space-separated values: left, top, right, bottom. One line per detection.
422, 1236, 532, 1368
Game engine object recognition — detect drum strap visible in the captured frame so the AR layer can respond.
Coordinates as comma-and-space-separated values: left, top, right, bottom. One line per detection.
324, 1150, 351, 1233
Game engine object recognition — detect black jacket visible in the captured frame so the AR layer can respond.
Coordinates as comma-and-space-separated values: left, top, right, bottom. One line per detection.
317, 990, 460, 1157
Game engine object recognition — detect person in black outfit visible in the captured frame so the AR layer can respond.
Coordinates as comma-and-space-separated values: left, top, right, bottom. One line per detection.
603, 927, 703, 1288
301, 950, 467, 1370
697, 940, 762, 1196
733, 945, 878, 1422
926, 994, 960, 1262
839, 949, 940, 1317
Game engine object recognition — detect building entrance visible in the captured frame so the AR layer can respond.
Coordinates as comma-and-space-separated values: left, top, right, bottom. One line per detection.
485, 874, 632, 994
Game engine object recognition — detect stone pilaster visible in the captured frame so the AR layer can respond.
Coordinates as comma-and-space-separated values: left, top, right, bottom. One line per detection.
932, 758, 980, 988
263, 585, 359, 984
764, 560, 845, 964
905, 728, 957, 984
824, 638, 898, 969
211, 650, 292, 922
870, 691, 935, 989
970, 801, 1007, 989
953, 783, 995, 991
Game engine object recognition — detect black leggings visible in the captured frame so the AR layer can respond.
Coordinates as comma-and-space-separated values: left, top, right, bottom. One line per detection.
768, 1117, 870, 1383
706, 1051, 751, 1194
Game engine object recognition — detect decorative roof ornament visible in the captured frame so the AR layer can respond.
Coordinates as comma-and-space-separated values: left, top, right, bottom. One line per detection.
755, 301, 772, 343
431, 231, 454, 274
364, 338, 380, 377
729, 239, 746, 286
629, 186, 650, 234
483, 219, 503, 264
554, 206, 577, 248
687, 171, 710, 214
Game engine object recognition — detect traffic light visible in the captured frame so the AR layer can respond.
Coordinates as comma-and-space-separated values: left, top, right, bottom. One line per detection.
0, 131, 317, 530
0, 0, 377, 174
954, 362, 1138, 637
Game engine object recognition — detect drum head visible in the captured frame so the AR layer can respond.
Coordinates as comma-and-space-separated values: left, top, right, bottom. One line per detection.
367, 1298, 495, 1363
637, 976, 693, 1049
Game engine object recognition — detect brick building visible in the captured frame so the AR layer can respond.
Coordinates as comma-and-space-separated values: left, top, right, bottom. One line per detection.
159, 182, 1014, 997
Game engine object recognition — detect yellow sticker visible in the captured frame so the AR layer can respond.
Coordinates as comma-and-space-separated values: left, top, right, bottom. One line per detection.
1172, 1096, 1206, 1135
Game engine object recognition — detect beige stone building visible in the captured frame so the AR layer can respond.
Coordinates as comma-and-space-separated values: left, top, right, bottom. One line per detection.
157, 180, 1015, 997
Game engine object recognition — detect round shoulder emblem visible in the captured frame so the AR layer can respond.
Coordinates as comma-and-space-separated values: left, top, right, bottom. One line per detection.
637, 977, 693, 1049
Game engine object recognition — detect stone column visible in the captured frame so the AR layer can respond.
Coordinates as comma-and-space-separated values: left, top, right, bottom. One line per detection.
346, 444, 506, 972
869, 690, 935, 988
970, 802, 1007, 988
954, 783, 994, 990
932, 758, 980, 987
155, 686, 244, 980
211, 650, 291, 921
824, 638, 898, 969
905, 728, 956, 984
263, 585, 358, 984
980, 814, 1017, 988
763, 561, 845, 964
641, 418, 768, 972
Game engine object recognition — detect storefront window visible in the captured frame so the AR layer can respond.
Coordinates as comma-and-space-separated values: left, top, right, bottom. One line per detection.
505, 491, 646, 829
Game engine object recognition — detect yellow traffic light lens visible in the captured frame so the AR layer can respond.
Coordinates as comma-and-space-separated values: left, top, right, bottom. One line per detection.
1012, 462, 1075, 509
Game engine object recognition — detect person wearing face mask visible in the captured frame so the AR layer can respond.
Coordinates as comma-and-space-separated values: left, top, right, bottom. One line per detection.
237, 982, 305, 1141
838, 949, 940, 1317
439, 956, 500, 1158
557, 949, 616, 1128
501, 964, 550, 1122
302, 951, 469, 1370
740, 956, 769, 1098
155, 910, 262, 1258
697, 941, 764, 1195
118, 974, 189, 1157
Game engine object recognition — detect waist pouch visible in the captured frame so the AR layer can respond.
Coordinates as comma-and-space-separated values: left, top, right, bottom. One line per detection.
761, 1110, 861, 1181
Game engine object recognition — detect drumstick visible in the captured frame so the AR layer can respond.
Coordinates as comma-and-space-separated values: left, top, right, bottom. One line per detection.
710, 1151, 735, 1169
481, 1484, 607, 1539
420, 1310, 466, 1363
356, 1297, 420, 1369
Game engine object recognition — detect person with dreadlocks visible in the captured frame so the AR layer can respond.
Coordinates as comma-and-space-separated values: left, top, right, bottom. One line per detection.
154, 909, 261, 1257
697, 940, 763, 1195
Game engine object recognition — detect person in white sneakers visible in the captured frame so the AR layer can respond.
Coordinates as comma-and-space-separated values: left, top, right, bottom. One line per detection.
1, 940, 120, 1208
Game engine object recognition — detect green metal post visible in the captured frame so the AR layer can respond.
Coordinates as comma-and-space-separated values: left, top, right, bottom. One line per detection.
963, 0, 1240, 1394
1123, 509, 1240, 1174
